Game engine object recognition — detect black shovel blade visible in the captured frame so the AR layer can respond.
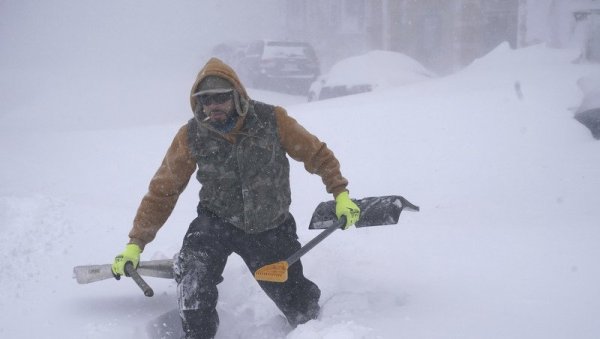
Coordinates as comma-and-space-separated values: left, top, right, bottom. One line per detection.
309, 195, 419, 230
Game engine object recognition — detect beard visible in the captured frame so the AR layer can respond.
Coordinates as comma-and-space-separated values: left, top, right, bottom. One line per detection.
206, 108, 238, 132
208, 109, 229, 124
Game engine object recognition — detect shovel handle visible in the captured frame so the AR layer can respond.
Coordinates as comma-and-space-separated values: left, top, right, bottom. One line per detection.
124, 262, 154, 297
287, 216, 345, 266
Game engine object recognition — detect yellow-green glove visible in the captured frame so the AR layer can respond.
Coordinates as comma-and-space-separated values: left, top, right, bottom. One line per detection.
111, 243, 141, 278
335, 191, 361, 229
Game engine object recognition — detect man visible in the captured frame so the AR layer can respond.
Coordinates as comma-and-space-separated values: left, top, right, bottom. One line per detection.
111, 58, 360, 339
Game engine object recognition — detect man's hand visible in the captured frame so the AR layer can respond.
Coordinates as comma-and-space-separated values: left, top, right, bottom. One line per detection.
335, 191, 361, 229
111, 243, 141, 278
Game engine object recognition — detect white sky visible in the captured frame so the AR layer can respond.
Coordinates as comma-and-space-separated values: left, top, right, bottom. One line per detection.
1, 0, 283, 74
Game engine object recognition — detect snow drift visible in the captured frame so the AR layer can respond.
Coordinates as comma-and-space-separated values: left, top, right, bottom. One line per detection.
1, 44, 600, 338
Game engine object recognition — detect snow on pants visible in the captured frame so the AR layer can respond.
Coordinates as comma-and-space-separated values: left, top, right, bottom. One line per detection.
174, 207, 321, 339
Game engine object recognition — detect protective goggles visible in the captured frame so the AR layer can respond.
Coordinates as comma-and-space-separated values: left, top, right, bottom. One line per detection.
196, 91, 233, 106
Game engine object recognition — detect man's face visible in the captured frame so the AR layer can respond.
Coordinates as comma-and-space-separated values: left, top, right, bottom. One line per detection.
199, 92, 234, 125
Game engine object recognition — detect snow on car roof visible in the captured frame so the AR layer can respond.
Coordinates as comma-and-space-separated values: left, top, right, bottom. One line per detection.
325, 50, 434, 89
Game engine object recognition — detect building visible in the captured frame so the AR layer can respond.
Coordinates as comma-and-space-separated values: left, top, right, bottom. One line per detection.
284, 0, 519, 74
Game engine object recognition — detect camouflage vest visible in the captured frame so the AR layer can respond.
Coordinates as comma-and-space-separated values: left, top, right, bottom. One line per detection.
187, 101, 291, 233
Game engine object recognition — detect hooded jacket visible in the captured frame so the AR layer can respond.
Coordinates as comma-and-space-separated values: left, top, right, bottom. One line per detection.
128, 58, 348, 250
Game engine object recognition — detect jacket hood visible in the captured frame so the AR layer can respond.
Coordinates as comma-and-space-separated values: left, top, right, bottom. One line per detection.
190, 57, 249, 119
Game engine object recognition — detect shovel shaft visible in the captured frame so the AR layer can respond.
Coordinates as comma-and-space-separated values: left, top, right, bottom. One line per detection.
125, 262, 154, 297
287, 217, 345, 266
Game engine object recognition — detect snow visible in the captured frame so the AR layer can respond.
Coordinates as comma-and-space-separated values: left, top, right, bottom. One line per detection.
322, 50, 434, 89
2, 36, 600, 339
577, 75, 600, 112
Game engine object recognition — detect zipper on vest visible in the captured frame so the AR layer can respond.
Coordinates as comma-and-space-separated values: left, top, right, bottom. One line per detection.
235, 142, 252, 232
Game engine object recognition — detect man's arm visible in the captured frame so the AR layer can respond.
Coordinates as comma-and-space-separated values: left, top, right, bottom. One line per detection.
274, 107, 348, 197
128, 125, 197, 250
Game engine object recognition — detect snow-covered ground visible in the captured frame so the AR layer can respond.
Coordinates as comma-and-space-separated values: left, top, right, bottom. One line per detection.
1, 42, 600, 339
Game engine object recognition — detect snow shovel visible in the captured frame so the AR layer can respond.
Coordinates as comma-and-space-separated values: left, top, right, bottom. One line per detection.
73, 259, 174, 297
254, 195, 419, 283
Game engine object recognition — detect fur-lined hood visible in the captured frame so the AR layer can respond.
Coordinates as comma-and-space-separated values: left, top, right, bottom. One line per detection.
189, 57, 249, 120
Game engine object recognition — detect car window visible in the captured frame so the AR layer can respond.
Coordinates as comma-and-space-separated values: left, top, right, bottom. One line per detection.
264, 42, 315, 60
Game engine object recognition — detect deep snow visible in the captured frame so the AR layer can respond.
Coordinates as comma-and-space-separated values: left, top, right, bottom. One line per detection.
1, 43, 600, 339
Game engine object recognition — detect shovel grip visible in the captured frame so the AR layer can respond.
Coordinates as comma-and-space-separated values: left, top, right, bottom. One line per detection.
124, 262, 154, 297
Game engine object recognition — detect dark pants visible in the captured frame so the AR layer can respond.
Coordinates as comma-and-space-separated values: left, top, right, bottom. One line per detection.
174, 208, 321, 339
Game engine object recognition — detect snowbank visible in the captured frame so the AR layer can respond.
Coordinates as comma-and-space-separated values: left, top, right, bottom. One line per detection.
1, 42, 600, 338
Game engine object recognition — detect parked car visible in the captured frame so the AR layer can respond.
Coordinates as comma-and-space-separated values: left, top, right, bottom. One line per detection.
210, 41, 246, 67
236, 40, 320, 95
308, 50, 435, 101
574, 75, 600, 139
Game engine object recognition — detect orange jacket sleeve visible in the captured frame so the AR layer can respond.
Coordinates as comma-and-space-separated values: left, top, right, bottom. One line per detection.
275, 107, 349, 197
128, 125, 196, 250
